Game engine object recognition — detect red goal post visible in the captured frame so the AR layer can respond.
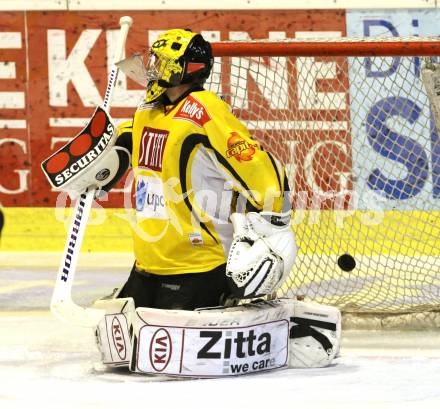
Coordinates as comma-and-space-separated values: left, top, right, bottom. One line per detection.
207, 37, 440, 329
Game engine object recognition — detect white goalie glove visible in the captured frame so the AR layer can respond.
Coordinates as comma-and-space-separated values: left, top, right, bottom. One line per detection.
60, 144, 130, 199
226, 212, 296, 298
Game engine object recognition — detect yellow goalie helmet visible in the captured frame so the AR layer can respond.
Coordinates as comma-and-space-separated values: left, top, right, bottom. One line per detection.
143, 29, 213, 103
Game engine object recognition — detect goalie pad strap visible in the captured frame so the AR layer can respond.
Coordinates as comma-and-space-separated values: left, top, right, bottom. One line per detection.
290, 317, 336, 353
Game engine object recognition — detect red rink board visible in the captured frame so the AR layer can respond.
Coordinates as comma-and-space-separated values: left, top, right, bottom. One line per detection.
0, 10, 346, 207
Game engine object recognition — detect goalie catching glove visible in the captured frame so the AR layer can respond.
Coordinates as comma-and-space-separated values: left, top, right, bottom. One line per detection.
226, 212, 296, 298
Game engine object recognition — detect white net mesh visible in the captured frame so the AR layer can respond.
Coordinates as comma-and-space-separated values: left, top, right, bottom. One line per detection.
207, 38, 440, 325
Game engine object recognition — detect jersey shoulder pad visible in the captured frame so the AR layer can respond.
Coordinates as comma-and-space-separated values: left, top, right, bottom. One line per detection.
195, 89, 230, 112
117, 120, 133, 136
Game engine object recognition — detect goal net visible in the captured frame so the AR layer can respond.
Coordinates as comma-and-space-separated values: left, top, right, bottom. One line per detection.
207, 37, 440, 328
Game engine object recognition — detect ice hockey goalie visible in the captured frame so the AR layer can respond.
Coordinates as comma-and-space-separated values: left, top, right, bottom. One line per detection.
46, 28, 341, 376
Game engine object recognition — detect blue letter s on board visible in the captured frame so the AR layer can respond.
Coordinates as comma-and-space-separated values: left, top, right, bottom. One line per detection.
365, 96, 428, 200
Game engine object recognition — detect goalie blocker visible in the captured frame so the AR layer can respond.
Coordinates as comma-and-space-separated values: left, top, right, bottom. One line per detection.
94, 297, 341, 376
41, 106, 130, 199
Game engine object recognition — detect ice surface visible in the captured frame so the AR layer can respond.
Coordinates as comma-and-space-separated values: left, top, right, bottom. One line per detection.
1, 268, 440, 409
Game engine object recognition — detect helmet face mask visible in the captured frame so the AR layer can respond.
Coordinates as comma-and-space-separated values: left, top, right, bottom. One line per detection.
144, 52, 163, 83
143, 29, 213, 104
143, 51, 175, 103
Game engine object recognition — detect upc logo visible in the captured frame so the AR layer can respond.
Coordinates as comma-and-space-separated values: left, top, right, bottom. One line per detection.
136, 179, 148, 212
135, 175, 167, 220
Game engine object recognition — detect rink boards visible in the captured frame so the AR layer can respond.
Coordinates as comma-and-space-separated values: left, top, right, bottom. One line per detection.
3, 207, 440, 313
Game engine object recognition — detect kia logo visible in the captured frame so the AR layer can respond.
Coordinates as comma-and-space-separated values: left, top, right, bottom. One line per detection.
149, 328, 172, 372
111, 317, 126, 360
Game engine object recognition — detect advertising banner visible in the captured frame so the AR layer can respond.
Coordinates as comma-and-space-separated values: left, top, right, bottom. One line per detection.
347, 9, 440, 210
0, 10, 346, 208
137, 320, 289, 376
2, 9, 439, 212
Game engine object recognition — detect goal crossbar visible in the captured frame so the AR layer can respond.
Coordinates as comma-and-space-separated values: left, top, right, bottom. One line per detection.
211, 37, 440, 57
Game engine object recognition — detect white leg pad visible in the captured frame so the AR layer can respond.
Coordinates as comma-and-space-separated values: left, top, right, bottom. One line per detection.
289, 300, 341, 368
93, 297, 135, 367
128, 298, 341, 376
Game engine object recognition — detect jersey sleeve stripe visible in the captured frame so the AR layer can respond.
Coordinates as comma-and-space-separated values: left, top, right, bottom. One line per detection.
266, 151, 283, 191
179, 134, 220, 244
116, 120, 134, 154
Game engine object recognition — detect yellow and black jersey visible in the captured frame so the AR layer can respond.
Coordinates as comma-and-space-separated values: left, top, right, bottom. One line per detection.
117, 89, 290, 275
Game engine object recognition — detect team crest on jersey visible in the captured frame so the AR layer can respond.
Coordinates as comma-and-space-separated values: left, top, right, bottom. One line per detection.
225, 132, 258, 162
173, 95, 211, 127
139, 127, 169, 171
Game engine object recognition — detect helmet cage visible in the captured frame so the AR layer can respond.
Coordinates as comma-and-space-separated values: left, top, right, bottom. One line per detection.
144, 52, 163, 83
